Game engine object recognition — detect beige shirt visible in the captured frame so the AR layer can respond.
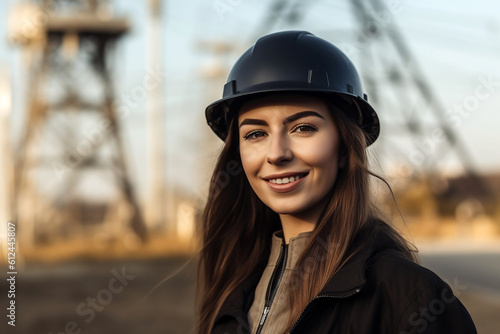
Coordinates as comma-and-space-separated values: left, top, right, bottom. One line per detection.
248, 230, 313, 334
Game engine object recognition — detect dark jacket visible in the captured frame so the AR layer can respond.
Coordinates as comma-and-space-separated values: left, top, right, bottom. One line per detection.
212, 227, 477, 334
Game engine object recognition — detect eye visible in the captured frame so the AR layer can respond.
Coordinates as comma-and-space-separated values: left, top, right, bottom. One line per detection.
243, 130, 267, 140
292, 124, 318, 133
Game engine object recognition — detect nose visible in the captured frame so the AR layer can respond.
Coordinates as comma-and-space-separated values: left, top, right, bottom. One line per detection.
266, 132, 293, 165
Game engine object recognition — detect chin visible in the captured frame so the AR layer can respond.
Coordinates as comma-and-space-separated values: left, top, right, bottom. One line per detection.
266, 202, 312, 216
261, 193, 330, 219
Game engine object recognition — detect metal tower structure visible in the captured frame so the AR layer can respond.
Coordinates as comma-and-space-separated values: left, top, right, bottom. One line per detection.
250, 0, 491, 201
9, 0, 147, 245
348, 0, 492, 199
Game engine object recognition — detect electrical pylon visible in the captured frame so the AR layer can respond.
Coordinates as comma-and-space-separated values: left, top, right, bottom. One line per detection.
349, 0, 491, 199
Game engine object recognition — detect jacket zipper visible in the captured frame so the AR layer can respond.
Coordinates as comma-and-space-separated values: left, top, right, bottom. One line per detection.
255, 243, 288, 334
288, 287, 362, 333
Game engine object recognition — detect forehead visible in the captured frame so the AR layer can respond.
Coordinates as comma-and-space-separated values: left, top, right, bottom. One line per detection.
237, 93, 330, 119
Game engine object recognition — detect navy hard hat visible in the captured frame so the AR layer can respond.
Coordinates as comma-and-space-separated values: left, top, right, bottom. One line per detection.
205, 30, 380, 145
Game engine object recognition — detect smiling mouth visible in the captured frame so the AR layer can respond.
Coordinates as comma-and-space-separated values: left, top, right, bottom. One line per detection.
267, 174, 307, 185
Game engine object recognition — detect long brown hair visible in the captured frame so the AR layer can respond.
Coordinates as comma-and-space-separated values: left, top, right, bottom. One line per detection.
196, 96, 417, 334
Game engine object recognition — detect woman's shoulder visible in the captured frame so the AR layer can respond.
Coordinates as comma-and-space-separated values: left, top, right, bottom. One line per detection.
365, 249, 477, 333
367, 249, 442, 286
358, 219, 445, 290
366, 248, 459, 303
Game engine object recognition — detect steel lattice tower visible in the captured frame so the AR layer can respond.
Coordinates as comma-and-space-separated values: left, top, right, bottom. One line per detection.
10, 0, 147, 245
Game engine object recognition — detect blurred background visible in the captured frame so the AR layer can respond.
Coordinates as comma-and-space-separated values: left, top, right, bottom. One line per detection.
0, 0, 499, 333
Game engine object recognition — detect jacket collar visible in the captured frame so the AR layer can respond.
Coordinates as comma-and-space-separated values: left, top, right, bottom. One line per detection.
214, 230, 313, 325
319, 223, 402, 294
268, 230, 314, 269
214, 222, 398, 323
318, 243, 372, 295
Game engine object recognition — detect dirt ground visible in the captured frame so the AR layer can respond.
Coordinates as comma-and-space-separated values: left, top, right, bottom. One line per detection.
1, 256, 498, 334
1, 257, 197, 334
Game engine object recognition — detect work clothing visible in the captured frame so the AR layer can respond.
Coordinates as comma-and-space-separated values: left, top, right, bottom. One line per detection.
211, 223, 477, 334
248, 230, 313, 334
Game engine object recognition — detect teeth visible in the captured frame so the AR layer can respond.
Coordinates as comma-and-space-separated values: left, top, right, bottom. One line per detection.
269, 175, 304, 184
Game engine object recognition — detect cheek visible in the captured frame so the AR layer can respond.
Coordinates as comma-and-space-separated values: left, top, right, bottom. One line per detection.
295, 135, 340, 169
300, 146, 337, 166
239, 144, 261, 177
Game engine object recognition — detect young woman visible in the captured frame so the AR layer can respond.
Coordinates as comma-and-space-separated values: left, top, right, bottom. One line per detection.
198, 31, 477, 334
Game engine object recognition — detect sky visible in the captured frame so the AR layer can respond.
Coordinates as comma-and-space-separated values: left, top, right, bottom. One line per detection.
1, 0, 499, 201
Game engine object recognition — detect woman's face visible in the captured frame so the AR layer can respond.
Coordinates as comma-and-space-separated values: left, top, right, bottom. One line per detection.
238, 94, 343, 220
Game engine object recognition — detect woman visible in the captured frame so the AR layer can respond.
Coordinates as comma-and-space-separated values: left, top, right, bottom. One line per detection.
198, 31, 476, 334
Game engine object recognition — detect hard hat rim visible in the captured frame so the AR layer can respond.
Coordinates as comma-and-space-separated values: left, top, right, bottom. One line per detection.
205, 87, 380, 146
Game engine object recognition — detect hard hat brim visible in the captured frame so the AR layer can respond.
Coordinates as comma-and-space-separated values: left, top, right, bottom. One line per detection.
205, 88, 380, 146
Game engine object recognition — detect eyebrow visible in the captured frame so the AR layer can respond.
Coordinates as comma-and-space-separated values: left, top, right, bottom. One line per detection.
239, 111, 325, 128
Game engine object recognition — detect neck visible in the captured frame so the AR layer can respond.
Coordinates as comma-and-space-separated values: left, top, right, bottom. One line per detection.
278, 195, 331, 243
279, 214, 316, 244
